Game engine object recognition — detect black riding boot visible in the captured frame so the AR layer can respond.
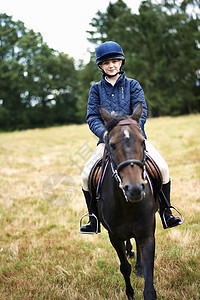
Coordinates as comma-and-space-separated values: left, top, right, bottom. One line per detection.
159, 181, 181, 229
80, 189, 100, 234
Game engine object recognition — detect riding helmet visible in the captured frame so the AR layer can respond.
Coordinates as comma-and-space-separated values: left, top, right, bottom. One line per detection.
96, 41, 125, 65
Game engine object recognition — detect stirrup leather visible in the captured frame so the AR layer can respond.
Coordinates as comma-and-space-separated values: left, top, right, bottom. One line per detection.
79, 213, 99, 234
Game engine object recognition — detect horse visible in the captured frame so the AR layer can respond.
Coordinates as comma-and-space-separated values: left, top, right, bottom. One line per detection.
96, 102, 158, 300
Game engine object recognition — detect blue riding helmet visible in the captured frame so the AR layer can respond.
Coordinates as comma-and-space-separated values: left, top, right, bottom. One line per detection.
96, 41, 125, 65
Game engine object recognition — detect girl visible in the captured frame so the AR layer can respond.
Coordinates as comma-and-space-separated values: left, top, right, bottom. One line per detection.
80, 41, 182, 234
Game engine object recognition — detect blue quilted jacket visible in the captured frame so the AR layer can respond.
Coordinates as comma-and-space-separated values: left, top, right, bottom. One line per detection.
86, 72, 147, 144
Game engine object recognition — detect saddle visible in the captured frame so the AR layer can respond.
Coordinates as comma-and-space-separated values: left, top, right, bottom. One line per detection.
145, 153, 163, 197
88, 154, 163, 200
88, 157, 107, 197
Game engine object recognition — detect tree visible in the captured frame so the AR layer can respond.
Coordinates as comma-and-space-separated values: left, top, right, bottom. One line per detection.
0, 14, 27, 128
49, 52, 79, 124
0, 14, 79, 129
0, 14, 26, 60
76, 58, 101, 122
85, 0, 200, 116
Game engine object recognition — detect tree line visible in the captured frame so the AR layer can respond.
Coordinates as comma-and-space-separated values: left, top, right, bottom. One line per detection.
0, 0, 199, 130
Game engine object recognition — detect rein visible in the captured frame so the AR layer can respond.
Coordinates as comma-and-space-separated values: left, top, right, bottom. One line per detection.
105, 118, 147, 201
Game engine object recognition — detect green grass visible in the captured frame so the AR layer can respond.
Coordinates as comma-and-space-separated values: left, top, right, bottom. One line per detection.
0, 115, 200, 299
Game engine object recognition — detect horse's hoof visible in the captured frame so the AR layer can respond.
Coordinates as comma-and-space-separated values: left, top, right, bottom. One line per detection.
126, 250, 135, 259
127, 294, 134, 300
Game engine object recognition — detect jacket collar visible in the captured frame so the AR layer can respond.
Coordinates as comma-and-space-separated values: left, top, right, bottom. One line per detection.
102, 71, 125, 86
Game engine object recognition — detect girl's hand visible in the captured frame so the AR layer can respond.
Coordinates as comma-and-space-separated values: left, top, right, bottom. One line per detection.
103, 131, 108, 142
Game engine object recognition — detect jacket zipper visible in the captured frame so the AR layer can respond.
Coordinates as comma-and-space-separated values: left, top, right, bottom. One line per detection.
121, 86, 124, 99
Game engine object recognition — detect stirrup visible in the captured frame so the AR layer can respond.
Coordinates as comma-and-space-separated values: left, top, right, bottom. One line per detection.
162, 205, 184, 229
79, 213, 99, 234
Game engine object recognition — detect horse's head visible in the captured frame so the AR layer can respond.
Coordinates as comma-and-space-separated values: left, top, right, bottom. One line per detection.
99, 102, 146, 202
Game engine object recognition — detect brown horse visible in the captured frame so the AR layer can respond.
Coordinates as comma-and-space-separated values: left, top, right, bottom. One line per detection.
97, 102, 158, 300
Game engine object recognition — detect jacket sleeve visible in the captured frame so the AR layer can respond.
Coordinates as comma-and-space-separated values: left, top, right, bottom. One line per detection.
86, 84, 106, 140
130, 80, 148, 138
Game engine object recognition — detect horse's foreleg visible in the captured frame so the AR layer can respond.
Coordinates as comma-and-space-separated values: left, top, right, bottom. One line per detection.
109, 232, 134, 300
138, 236, 157, 300
135, 239, 143, 277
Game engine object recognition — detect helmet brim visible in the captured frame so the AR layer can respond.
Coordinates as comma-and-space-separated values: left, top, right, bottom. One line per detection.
96, 53, 125, 65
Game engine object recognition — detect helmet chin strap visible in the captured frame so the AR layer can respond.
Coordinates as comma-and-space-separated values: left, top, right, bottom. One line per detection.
99, 64, 123, 78
105, 71, 120, 78
102, 70, 123, 78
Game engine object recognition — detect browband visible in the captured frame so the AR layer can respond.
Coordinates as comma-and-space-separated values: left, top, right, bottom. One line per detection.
117, 119, 138, 126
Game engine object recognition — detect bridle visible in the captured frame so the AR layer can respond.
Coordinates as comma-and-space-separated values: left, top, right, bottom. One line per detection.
105, 119, 147, 201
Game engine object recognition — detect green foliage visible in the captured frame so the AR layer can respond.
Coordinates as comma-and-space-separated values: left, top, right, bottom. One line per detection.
86, 0, 200, 117
76, 58, 101, 122
0, 0, 199, 130
0, 14, 79, 129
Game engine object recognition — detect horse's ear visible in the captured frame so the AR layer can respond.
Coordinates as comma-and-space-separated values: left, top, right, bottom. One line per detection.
99, 106, 112, 124
131, 102, 143, 123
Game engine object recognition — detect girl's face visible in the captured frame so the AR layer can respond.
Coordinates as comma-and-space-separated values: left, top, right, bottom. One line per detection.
100, 59, 122, 76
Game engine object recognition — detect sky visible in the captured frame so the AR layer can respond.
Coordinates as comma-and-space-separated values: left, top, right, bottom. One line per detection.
1, 0, 142, 63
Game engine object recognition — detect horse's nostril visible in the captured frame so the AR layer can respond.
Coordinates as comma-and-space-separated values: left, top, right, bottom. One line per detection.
124, 185, 129, 192
125, 183, 143, 192
124, 183, 145, 202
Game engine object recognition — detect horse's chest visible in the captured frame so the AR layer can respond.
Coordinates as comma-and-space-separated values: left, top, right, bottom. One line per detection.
105, 208, 138, 234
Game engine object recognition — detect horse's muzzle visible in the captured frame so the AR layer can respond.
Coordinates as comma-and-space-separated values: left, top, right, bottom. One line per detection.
124, 183, 145, 202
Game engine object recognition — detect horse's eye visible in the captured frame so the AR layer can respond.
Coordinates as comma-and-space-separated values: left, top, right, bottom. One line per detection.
110, 142, 116, 151
141, 139, 146, 150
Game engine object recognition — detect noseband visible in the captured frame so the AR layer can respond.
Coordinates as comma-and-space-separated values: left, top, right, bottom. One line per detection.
106, 118, 146, 201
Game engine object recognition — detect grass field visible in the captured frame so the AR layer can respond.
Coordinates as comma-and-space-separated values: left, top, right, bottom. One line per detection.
0, 114, 200, 300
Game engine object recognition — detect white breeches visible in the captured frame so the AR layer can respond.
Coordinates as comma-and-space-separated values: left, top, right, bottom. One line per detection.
145, 140, 169, 184
81, 140, 169, 191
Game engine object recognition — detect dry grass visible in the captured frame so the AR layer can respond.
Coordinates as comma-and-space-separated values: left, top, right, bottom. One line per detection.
0, 114, 199, 299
